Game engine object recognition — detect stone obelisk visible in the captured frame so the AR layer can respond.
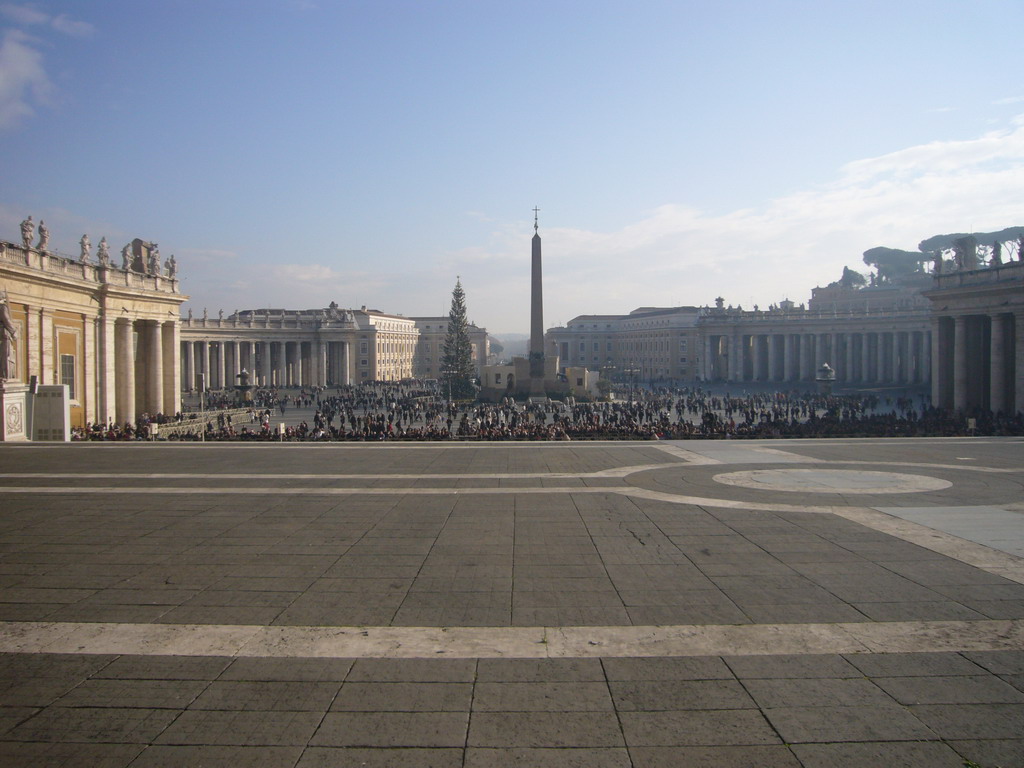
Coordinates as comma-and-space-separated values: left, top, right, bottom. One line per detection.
529, 207, 546, 396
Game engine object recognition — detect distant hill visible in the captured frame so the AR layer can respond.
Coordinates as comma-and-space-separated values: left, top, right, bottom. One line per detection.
490, 333, 528, 360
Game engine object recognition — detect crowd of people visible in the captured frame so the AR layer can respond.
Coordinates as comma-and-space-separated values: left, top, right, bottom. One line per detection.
71, 380, 1024, 441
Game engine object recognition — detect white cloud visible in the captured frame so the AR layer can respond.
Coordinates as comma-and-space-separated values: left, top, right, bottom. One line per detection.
272, 263, 340, 283
993, 95, 1024, 106
0, 3, 48, 25
50, 14, 94, 37
177, 248, 240, 263
0, 6, 94, 129
0, 29, 50, 128
1, 3, 93, 35
440, 115, 1024, 330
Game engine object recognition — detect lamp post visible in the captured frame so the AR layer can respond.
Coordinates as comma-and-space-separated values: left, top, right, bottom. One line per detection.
440, 363, 453, 406
623, 362, 640, 405
195, 372, 206, 443
600, 358, 615, 401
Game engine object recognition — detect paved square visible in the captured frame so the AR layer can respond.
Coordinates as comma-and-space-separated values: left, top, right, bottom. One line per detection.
0, 437, 1022, 765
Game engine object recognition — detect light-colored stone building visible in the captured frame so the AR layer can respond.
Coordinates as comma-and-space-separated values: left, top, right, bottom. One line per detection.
925, 259, 1024, 414
546, 306, 702, 386
547, 284, 935, 390
698, 291, 933, 387
179, 304, 429, 390
179, 307, 493, 391
410, 317, 490, 381
1, 234, 186, 428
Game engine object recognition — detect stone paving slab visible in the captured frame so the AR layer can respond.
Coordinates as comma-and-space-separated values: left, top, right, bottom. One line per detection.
0, 438, 1022, 765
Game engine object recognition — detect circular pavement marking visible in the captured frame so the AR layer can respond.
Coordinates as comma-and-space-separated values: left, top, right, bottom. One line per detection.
712, 468, 952, 494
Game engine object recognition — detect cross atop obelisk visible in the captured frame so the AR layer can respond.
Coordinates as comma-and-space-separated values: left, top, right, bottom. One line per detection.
533, 206, 540, 233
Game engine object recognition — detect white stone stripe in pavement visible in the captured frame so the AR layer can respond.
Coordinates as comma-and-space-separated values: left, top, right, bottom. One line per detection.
0, 485, 848, 514
0, 619, 1020, 659
0, 462, 680, 481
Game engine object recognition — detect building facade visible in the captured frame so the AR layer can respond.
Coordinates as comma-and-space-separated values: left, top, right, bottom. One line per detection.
411, 317, 490, 381
547, 286, 935, 390
179, 307, 492, 391
1, 235, 186, 427
926, 260, 1024, 414
546, 306, 701, 386
698, 303, 932, 387
179, 304, 427, 390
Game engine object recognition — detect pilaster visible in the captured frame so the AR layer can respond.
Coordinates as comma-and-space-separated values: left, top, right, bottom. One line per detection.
40, 309, 54, 385
83, 314, 97, 424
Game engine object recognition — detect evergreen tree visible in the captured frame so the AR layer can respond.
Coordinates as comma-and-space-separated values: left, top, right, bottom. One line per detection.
441, 278, 476, 400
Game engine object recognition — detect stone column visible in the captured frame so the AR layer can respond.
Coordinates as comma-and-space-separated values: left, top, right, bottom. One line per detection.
216, 342, 226, 390
1015, 311, 1024, 416
931, 318, 948, 409
143, 321, 163, 415
162, 321, 179, 416
907, 332, 918, 384
201, 341, 211, 390
750, 334, 762, 382
341, 341, 350, 386
703, 336, 713, 381
990, 314, 1006, 414
83, 316, 97, 423
99, 318, 117, 424
115, 319, 135, 424
230, 340, 241, 384
921, 330, 931, 387
296, 342, 304, 387
728, 333, 739, 382
844, 334, 854, 384
742, 334, 753, 382
260, 341, 271, 387
953, 316, 968, 411
892, 332, 902, 384
317, 340, 327, 386
276, 342, 287, 386
782, 334, 794, 381
182, 340, 194, 393
874, 333, 885, 383
860, 333, 871, 383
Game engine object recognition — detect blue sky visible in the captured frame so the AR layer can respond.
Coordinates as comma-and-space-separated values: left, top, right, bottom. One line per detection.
2, 0, 1023, 335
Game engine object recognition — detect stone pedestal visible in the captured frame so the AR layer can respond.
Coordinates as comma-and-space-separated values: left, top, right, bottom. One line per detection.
0, 381, 30, 442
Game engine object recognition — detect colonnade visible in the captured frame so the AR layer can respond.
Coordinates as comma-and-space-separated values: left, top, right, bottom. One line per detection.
107, 317, 179, 424
703, 329, 931, 386
932, 310, 1023, 414
180, 338, 351, 391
